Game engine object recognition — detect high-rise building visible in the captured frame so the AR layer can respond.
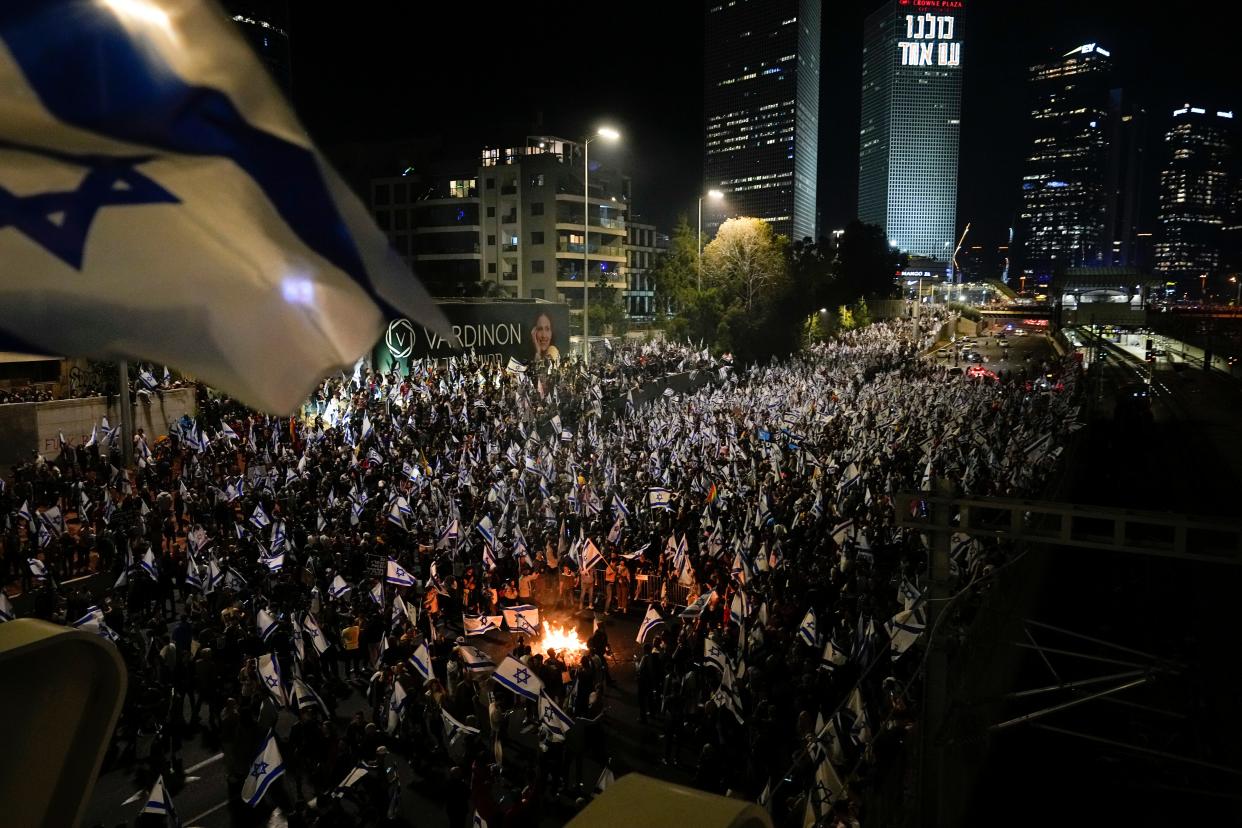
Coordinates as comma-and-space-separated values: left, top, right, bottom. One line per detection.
1017, 44, 1117, 280
857, 0, 964, 262
222, 0, 293, 95
370, 137, 630, 317
703, 0, 821, 242
1154, 105, 1235, 286
625, 221, 669, 318
1103, 92, 1148, 268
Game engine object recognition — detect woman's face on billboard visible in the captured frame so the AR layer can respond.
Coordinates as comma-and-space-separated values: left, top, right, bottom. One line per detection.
533, 314, 553, 352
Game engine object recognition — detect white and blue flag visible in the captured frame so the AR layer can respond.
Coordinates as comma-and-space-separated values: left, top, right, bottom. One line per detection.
538, 690, 574, 743
257, 652, 287, 706
408, 640, 432, 683
256, 608, 279, 641
329, 574, 351, 601
0, 0, 449, 414
140, 774, 177, 823
647, 487, 673, 510
386, 559, 415, 587
637, 605, 664, 644
241, 731, 285, 806
493, 655, 544, 701
798, 607, 818, 647
503, 604, 540, 635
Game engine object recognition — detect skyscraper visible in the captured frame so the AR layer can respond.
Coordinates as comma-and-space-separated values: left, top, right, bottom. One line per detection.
1016, 44, 1115, 280
857, 0, 963, 262
703, 0, 821, 242
1154, 105, 1235, 287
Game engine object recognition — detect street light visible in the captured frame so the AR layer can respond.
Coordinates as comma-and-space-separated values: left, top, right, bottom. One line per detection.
1231, 275, 1239, 306
697, 189, 724, 291
1200, 272, 1208, 303
581, 126, 620, 365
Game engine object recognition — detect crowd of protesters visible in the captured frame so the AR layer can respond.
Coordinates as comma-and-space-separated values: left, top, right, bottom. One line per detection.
0, 318, 1082, 827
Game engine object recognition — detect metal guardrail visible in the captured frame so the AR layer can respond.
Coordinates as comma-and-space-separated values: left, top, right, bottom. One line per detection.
894, 492, 1242, 565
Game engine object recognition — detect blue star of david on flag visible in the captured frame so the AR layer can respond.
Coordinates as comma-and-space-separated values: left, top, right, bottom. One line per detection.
0, 143, 178, 269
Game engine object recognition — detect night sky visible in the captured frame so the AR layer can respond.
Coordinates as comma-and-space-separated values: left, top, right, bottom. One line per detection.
288, 0, 1240, 253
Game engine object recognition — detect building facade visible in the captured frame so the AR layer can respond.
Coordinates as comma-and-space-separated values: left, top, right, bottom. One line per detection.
625, 221, 669, 319
370, 137, 629, 322
857, 0, 963, 262
703, 0, 821, 242
1154, 106, 1235, 287
1017, 44, 1119, 280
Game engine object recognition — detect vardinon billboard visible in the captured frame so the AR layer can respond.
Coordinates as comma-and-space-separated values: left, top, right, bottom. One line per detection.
373, 299, 569, 372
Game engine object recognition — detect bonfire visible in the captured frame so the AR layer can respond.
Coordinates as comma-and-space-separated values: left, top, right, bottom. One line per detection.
534, 622, 587, 657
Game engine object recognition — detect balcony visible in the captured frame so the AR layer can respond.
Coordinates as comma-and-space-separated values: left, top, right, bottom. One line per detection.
501, 184, 517, 195
502, 271, 518, 281
501, 212, 518, 224
502, 243, 519, 253
556, 241, 625, 257
554, 216, 627, 233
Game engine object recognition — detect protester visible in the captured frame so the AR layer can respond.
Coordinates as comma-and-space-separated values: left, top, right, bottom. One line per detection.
0, 317, 1080, 826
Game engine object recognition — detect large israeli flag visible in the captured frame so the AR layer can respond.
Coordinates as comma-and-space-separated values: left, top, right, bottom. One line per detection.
0, 0, 448, 413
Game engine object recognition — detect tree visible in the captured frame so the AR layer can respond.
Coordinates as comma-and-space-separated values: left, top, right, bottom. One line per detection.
650, 216, 698, 315
833, 220, 905, 302
837, 305, 855, 331
854, 297, 872, 328
588, 275, 629, 336
702, 217, 789, 312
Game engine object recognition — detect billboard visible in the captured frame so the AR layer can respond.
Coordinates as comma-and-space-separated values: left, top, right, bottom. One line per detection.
373, 300, 569, 372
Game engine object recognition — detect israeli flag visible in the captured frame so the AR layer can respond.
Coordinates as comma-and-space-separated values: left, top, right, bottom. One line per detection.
538, 690, 574, 743
503, 604, 540, 635
798, 607, 818, 647
636, 605, 664, 644
482, 542, 498, 572
328, 574, 351, 601
884, 606, 927, 660
140, 548, 160, 581
386, 503, 407, 531
300, 613, 330, 655
437, 519, 460, 549
647, 487, 673, 510
256, 608, 279, 641
385, 559, 415, 587
0, 0, 448, 414
263, 551, 284, 572
463, 613, 502, 637
408, 640, 433, 683
291, 678, 330, 718
476, 515, 495, 546
493, 655, 544, 701
257, 652, 287, 706
250, 504, 271, 531
455, 644, 497, 674
581, 538, 605, 571
611, 493, 630, 521
140, 775, 177, 822
241, 731, 285, 806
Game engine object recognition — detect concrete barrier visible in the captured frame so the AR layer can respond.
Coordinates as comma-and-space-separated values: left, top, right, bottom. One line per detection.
0, 388, 197, 470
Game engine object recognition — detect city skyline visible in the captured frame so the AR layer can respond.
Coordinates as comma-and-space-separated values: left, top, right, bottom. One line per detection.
288, 1, 1240, 265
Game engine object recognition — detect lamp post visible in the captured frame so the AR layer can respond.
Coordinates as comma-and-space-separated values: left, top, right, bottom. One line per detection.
697, 189, 724, 291
1231, 275, 1240, 306
581, 126, 620, 365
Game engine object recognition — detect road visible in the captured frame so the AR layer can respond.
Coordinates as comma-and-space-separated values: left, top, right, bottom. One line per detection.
82, 607, 672, 828
964, 327, 1242, 827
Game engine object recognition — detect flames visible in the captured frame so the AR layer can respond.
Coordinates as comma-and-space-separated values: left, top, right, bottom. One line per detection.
535, 622, 587, 657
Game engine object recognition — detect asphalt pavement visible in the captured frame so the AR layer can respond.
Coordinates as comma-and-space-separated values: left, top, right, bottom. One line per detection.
83, 606, 673, 828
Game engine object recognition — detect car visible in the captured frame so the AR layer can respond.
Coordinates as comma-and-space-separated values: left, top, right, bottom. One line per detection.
936, 348, 951, 359
996, 332, 1008, 340
999, 338, 1011, 348
964, 351, 983, 363
1151, 348, 1167, 357
966, 365, 998, 380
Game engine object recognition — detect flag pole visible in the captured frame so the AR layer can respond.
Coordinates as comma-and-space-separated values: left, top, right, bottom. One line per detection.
117, 360, 135, 469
